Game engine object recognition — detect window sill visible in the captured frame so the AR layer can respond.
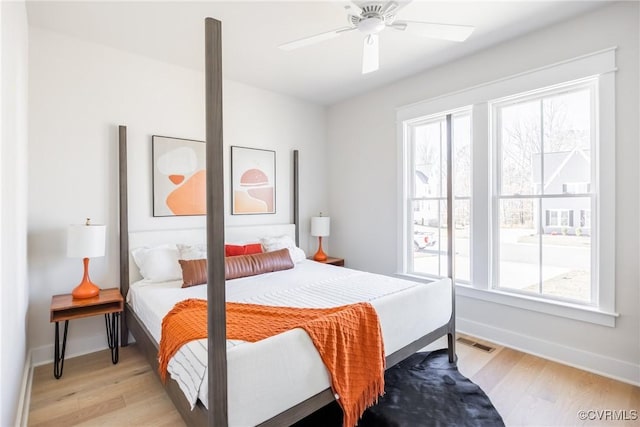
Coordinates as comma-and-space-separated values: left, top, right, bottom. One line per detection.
394, 273, 618, 327
395, 272, 447, 285
456, 285, 618, 327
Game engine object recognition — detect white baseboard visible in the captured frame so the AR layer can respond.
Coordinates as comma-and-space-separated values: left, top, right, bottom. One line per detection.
31, 332, 137, 367
457, 317, 640, 387
31, 334, 111, 367
14, 349, 33, 427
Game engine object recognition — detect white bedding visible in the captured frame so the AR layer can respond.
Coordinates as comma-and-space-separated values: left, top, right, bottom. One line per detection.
128, 260, 451, 426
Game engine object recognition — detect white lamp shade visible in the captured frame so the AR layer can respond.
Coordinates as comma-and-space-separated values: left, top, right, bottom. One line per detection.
67, 224, 106, 258
311, 216, 330, 237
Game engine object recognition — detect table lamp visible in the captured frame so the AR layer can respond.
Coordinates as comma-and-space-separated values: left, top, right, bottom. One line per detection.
67, 218, 106, 299
311, 214, 330, 262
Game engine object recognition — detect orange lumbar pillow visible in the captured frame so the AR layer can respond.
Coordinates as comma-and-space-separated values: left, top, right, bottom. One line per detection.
178, 248, 293, 287
178, 259, 208, 288
225, 248, 293, 280
225, 243, 263, 257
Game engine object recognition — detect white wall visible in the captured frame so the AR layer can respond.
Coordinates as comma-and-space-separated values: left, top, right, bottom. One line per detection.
1, 0, 29, 425
28, 27, 327, 363
327, 2, 639, 383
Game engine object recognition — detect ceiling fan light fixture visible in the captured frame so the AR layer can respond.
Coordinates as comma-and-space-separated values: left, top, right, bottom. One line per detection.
358, 17, 385, 35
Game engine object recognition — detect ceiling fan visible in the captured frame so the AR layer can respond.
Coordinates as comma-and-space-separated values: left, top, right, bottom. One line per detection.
278, 1, 475, 74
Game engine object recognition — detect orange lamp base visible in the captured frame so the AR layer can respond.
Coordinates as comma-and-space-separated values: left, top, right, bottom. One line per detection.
72, 258, 100, 299
313, 236, 328, 262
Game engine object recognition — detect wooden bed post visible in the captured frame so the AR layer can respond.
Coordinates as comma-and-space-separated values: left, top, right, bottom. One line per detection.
118, 125, 130, 347
446, 114, 456, 363
293, 150, 300, 247
205, 17, 228, 427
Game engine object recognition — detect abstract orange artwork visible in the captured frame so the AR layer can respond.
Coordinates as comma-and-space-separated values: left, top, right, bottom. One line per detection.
231, 146, 276, 215
152, 135, 206, 216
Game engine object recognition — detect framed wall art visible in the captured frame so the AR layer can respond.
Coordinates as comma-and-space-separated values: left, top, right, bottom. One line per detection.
152, 135, 206, 217
231, 146, 276, 215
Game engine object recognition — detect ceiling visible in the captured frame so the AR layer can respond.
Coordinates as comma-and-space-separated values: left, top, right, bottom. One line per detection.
26, 1, 608, 105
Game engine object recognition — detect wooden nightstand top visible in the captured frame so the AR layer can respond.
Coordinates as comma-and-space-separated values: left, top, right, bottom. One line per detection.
308, 256, 345, 267
50, 288, 124, 322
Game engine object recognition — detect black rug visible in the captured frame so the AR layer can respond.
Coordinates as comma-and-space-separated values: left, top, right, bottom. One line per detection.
294, 349, 504, 427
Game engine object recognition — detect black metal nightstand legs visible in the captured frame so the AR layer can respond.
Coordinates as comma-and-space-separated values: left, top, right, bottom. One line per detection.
53, 320, 69, 379
53, 314, 120, 379
105, 312, 119, 364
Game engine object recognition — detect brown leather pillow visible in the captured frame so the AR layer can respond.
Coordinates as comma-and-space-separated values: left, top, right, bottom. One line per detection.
225, 248, 294, 280
179, 259, 208, 288
179, 248, 294, 287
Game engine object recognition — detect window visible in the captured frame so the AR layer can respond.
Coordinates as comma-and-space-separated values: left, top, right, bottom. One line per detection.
398, 48, 616, 326
546, 209, 572, 227
404, 110, 471, 282
493, 82, 595, 304
580, 209, 591, 228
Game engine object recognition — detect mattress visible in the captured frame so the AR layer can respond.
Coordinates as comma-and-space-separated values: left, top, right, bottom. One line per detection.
127, 260, 451, 426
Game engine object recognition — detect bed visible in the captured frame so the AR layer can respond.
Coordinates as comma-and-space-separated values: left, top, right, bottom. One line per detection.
123, 226, 452, 426
117, 17, 456, 427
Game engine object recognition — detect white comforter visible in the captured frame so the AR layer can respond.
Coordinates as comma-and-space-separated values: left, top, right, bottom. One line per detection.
128, 260, 451, 426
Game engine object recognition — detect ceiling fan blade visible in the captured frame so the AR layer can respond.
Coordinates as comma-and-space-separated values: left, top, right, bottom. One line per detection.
362, 34, 379, 74
278, 27, 355, 51
380, 1, 398, 16
391, 20, 474, 42
381, 0, 412, 16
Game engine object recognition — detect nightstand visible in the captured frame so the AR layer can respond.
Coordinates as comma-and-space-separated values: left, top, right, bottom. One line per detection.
308, 256, 345, 267
50, 288, 124, 379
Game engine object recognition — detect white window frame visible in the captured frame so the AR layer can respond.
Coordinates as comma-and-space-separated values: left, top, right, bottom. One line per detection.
405, 114, 444, 277
402, 109, 472, 281
491, 80, 596, 304
397, 48, 618, 327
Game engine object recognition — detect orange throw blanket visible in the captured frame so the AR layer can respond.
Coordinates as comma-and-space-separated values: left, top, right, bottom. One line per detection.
158, 299, 386, 427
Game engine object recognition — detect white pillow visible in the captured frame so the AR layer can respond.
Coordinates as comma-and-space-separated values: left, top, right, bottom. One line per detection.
177, 243, 207, 260
131, 245, 181, 282
260, 235, 306, 263
287, 247, 307, 264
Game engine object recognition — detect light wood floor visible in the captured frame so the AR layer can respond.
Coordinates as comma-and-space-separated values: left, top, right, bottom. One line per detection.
28, 336, 639, 426
28, 346, 185, 427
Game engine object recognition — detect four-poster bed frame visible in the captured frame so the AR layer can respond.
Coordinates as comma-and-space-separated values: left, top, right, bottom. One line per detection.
118, 17, 456, 427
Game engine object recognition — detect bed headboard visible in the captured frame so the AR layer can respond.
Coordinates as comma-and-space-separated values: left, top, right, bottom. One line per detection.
127, 224, 296, 286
